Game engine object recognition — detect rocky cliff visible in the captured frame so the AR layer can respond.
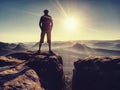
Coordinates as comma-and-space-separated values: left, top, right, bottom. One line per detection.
72, 57, 120, 90
0, 51, 65, 90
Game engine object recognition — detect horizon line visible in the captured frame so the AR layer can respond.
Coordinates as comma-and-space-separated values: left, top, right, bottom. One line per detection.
1, 39, 120, 43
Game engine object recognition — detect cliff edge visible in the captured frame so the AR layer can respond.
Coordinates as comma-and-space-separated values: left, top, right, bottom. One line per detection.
0, 51, 65, 90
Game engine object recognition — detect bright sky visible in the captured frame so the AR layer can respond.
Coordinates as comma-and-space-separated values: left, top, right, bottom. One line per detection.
0, 0, 120, 42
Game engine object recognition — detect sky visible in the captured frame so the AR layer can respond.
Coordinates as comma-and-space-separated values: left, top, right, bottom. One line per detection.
0, 0, 120, 42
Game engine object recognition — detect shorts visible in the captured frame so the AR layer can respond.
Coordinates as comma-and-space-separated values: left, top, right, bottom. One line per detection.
40, 30, 51, 43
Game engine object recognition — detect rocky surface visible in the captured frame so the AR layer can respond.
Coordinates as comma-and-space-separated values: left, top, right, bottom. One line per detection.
72, 57, 120, 90
0, 56, 43, 90
0, 51, 65, 90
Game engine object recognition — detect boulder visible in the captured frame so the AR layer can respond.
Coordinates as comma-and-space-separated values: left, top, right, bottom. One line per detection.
72, 57, 120, 90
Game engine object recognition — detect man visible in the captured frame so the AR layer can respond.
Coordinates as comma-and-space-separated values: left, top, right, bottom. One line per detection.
38, 9, 53, 53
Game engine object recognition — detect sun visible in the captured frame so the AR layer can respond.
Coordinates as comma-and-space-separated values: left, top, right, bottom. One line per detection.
64, 16, 79, 31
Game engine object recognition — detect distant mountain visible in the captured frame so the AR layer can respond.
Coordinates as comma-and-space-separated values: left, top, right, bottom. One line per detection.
93, 41, 113, 47
95, 48, 120, 56
72, 43, 120, 56
1, 40, 120, 56
72, 43, 92, 51
33, 41, 74, 48
115, 44, 120, 48
13, 43, 27, 51
0, 48, 14, 56
110, 40, 120, 44
52, 41, 74, 46
0, 42, 16, 50
0, 42, 16, 56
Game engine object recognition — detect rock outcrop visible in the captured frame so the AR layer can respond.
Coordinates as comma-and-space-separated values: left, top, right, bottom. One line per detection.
0, 56, 43, 90
72, 57, 120, 90
0, 51, 65, 90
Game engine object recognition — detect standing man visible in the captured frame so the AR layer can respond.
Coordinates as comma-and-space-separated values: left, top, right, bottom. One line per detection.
38, 9, 53, 53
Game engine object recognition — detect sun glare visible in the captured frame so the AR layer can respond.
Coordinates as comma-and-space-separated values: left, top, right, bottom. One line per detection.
64, 16, 79, 31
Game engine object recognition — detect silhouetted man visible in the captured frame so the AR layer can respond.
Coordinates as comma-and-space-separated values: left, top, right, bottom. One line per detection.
38, 9, 53, 53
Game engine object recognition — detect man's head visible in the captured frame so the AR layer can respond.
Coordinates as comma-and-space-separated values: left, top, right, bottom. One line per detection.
44, 9, 49, 15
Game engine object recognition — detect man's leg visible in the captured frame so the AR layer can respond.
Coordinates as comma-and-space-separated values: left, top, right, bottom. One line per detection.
38, 42, 42, 52
39, 31, 45, 52
47, 31, 51, 52
49, 41, 51, 51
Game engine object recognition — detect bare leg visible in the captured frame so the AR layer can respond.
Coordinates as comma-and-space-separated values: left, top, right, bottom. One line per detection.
47, 31, 52, 52
38, 42, 42, 51
38, 31, 45, 52
48, 41, 51, 51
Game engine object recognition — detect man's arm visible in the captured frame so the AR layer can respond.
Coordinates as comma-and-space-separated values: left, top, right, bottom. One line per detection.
39, 17, 42, 29
51, 18, 53, 30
